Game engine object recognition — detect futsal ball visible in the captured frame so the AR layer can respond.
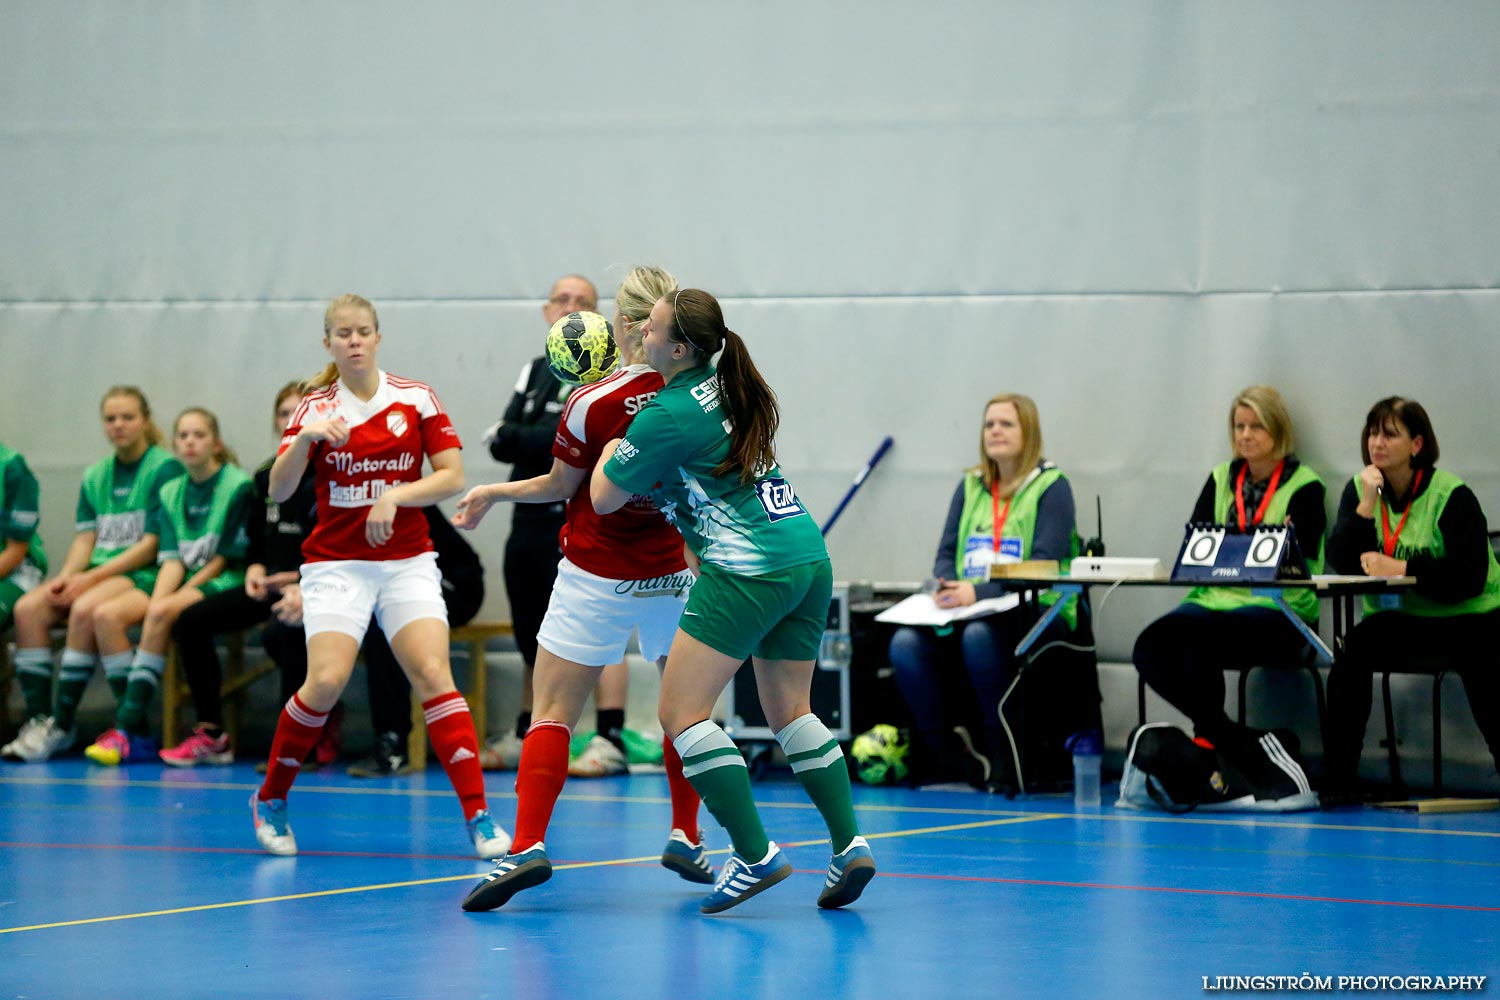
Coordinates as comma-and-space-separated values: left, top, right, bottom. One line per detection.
850, 724, 910, 785
546, 311, 619, 386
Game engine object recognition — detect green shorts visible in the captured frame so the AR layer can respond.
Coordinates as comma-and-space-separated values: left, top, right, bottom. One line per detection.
197, 570, 246, 599
125, 566, 159, 594
679, 559, 833, 662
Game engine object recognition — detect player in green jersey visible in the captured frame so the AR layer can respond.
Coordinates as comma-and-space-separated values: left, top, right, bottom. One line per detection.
86, 408, 254, 765
592, 288, 873, 914
3, 387, 180, 763
0, 442, 47, 632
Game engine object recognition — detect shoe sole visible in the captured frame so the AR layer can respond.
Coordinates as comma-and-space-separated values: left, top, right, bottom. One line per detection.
160, 752, 234, 768
817, 857, 876, 909
661, 850, 715, 884
83, 747, 122, 766
461, 858, 552, 912
700, 861, 792, 914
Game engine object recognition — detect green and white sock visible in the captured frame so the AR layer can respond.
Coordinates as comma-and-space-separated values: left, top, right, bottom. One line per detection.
54, 648, 101, 731
673, 720, 769, 861
12, 647, 56, 720
116, 650, 166, 735
776, 713, 861, 853
99, 650, 134, 703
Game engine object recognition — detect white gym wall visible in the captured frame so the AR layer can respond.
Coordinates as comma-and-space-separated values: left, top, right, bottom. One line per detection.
5, 2, 1498, 775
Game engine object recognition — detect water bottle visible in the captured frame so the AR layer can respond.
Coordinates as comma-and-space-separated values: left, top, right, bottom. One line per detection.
1065, 729, 1103, 808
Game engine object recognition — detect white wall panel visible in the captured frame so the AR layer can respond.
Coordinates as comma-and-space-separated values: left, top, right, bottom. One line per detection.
4, 0, 1499, 673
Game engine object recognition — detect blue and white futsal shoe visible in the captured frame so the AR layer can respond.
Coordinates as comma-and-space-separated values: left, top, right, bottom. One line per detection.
660, 828, 715, 884
250, 792, 297, 857
461, 843, 552, 912
817, 835, 876, 909
466, 809, 512, 859
700, 841, 792, 914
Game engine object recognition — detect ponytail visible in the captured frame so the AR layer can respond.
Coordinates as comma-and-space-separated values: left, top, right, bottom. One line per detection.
714, 329, 778, 483
305, 362, 340, 391
666, 290, 778, 484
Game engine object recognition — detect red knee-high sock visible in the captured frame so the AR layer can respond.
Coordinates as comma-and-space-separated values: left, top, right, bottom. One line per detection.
423, 692, 487, 820
662, 738, 702, 843
511, 721, 571, 852
259, 695, 328, 802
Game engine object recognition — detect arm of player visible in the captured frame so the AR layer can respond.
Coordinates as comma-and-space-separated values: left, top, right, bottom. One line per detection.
270, 417, 349, 503
0, 538, 27, 580
591, 438, 631, 515
364, 446, 464, 547
452, 458, 587, 530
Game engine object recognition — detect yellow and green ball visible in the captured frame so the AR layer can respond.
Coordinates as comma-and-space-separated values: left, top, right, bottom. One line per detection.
546, 311, 619, 386
850, 724, 910, 785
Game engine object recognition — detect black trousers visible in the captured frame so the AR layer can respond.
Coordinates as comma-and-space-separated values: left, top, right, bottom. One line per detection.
1324, 607, 1500, 788
172, 589, 276, 726
502, 515, 564, 669
362, 581, 485, 740
1132, 603, 1311, 749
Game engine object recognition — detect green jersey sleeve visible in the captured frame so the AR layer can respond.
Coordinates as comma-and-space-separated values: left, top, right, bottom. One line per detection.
604, 404, 691, 497
2, 453, 41, 544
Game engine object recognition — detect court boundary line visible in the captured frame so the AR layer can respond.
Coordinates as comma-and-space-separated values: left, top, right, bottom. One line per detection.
7, 811, 1498, 935
0, 815, 1057, 935
5, 774, 1498, 836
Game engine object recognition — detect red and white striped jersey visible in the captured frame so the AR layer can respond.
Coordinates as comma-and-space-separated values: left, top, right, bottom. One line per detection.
552, 364, 686, 579
281, 370, 461, 563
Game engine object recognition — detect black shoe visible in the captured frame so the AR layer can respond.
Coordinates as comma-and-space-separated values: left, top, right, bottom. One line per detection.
347, 733, 414, 778
1220, 729, 1315, 806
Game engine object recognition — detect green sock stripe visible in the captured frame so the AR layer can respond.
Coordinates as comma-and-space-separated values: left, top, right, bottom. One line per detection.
787, 742, 845, 773
16, 661, 55, 678
681, 749, 748, 780
784, 738, 840, 764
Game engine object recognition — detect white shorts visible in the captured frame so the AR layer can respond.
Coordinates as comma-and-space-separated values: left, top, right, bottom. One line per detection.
536, 557, 693, 667
300, 552, 448, 643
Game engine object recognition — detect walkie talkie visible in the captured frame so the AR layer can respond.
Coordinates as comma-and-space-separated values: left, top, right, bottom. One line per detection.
1083, 496, 1106, 557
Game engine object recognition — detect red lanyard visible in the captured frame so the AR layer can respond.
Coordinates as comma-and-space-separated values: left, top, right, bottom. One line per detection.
1380, 469, 1423, 557
1234, 458, 1285, 531
991, 480, 1013, 554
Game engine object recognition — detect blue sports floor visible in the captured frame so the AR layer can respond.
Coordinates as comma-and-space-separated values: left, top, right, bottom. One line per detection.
2, 761, 1496, 999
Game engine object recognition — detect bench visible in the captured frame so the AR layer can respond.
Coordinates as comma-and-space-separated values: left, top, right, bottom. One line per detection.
153, 620, 513, 767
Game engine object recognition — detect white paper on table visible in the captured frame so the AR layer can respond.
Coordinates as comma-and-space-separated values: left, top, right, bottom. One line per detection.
873, 591, 1021, 627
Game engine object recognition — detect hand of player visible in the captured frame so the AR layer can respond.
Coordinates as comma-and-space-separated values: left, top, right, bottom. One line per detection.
365, 495, 398, 546
244, 565, 270, 601
272, 584, 303, 625
51, 571, 94, 606
933, 579, 977, 609
45, 572, 79, 606
301, 417, 350, 447
452, 485, 495, 530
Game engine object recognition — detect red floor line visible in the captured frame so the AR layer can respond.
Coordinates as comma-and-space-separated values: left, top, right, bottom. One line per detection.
0, 840, 481, 861
10, 841, 1498, 913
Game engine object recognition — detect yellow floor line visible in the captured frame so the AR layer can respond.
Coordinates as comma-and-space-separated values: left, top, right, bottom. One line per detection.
0, 814, 1060, 935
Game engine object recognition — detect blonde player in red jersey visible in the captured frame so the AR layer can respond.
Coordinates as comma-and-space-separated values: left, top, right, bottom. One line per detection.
453, 267, 711, 912
251, 294, 509, 860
